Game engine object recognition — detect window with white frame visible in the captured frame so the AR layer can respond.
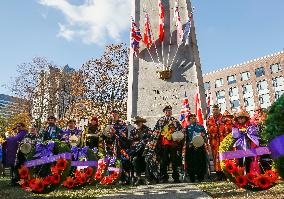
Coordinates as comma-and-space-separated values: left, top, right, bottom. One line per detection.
270, 63, 281, 73
231, 100, 240, 109
216, 90, 225, 100
227, 75, 237, 85
204, 82, 210, 90
259, 93, 270, 104
257, 80, 268, 91
242, 84, 253, 95
244, 97, 254, 107
229, 87, 238, 97
215, 78, 223, 88
219, 102, 227, 113
241, 71, 250, 81
272, 76, 284, 87
255, 67, 265, 78
275, 90, 284, 99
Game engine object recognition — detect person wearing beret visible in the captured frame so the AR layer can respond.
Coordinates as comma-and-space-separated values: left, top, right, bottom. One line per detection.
129, 116, 152, 185
184, 114, 208, 183
42, 115, 63, 141
153, 105, 183, 183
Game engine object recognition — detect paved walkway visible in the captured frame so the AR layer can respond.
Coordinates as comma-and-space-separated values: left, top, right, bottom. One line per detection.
99, 183, 211, 199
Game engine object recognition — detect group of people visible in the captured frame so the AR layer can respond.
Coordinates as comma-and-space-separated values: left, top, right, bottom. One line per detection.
1, 103, 268, 186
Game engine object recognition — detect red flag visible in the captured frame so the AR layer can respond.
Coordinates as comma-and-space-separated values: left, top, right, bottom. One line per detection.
174, 0, 183, 46
158, 0, 165, 42
143, 13, 152, 49
195, 87, 204, 125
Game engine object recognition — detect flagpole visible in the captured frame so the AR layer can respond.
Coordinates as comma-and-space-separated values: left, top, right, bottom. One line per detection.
169, 44, 181, 69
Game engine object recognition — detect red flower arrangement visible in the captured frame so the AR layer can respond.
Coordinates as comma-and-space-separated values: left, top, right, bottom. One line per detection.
29, 178, 44, 193
18, 166, 29, 179
63, 177, 75, 189
43, 176, 54, 185
254, 175, 271, 189
265, 170, 278, 182
225, 160, 237, 174
56, 158, 67, 172
246, 172, 256, 183
236, 176, 247, 188
52, 173, 61, 184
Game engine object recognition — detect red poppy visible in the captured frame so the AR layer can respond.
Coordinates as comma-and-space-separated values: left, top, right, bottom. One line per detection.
51, 166, 59, 175
246, 172, 256, 183
265, 170, 278, 183
52, 173, 61, 184
43, 176, 54, 185
19, 180, 29, 190
225, 160, 237, 174
79, 173, 87, 185
33, 178, 44, 193
56, 158, 67, 171
112, 172, 120, 179
85, 167, 93, 177
75, 169, 82, 177
235, 166, 245, 176
236, 176, 247, 188
95, 172, 103, 180
63, 177, 74, 189
74, 177, 80, 186
18, 166, 29, 179
255, 175, 271, 189
29, 179, 36, 189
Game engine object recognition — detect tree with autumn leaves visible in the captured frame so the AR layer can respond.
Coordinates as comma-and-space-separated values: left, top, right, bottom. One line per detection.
8, 43, 129, 130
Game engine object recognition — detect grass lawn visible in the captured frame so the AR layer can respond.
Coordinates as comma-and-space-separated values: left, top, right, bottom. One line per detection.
196, 180, 284, 199
0, 177, 127, 199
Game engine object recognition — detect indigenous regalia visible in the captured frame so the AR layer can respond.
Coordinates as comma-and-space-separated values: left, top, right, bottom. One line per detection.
207, 112, 229, 174
184, 120, 207, 182
154, 115, 182, 182
129, 123, 152, 183
62, 128, 82, 146
103, 119, 130, 183
42, 125, 63, 141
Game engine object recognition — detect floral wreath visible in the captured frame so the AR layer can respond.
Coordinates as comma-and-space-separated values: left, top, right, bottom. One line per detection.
219, 134, 278, 191
18, 140, 71, 193
94, 156, 122, 185
62, 146, 98, 189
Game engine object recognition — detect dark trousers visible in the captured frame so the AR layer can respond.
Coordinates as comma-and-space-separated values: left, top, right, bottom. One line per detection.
132, 155, 146, 176
160, 145, 180, 181
186, 145, 207, 182
86, 136, 99, 149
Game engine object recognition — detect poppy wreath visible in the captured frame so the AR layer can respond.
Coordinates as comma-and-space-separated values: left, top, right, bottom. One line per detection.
18, 140, 71, 193
94, 156, 122, 185
62, 147, 98, 189
219, 134, 278, 191
262, 94, 284, 179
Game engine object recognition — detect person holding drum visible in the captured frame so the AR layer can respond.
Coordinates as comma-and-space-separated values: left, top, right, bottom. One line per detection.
184, 113, 208, 183
153, 105, 183, 183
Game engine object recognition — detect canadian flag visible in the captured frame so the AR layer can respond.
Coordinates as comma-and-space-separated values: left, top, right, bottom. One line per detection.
174, 0, 183, 46
158, 0, 165, 42
143, 13, 153, 49
195, 87, 204, 125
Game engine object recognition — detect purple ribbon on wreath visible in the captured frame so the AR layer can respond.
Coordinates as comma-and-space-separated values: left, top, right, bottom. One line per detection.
232, 125, 260, 150
34, 141, 55, 158
71, 146, 89, 160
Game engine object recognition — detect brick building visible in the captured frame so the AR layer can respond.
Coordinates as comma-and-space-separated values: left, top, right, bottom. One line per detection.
203, 49, 284, 115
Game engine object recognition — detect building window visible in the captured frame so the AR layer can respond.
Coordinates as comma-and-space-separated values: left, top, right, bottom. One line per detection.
219, 102, 227, 113
204, 82, 210, 90
229, 87, 238, 97
242, 84, 253, 94
241, 71, 250, 81
244, 97, 254, 107
255, 67, 265, 78
275, 90, 284, 99
257, 80, 268, 91
215, 78, 223, 88
270, 63, 281, 73
272, 76, 284, 87
259, 93, 270, 105
227, 75, 237, 85
231, 100, 240, 109
216, 90, 225, 100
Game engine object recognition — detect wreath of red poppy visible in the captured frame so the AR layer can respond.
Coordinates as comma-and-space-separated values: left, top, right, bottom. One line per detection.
219, 134, 279, 191
18, 158, 70, 193
94, 158, 121, 185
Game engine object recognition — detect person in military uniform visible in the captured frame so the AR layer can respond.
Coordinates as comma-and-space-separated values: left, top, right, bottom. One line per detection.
86, 116, 100, 149
42, 115, 63, 141
184, 114, 208, 182
129, 116, 152, 185
154, 105, 182, 183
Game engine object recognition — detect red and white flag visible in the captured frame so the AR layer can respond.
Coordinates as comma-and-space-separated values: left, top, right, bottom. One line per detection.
158, 0, 165, 42
195, 87, 204, 125
174, 0, 183, 46
143, 13, 153, 49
